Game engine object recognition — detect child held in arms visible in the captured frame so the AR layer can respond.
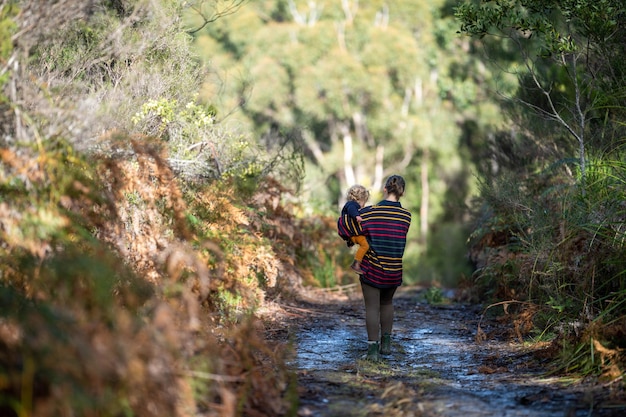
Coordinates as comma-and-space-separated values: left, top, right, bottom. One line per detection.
337, 184, 370, 274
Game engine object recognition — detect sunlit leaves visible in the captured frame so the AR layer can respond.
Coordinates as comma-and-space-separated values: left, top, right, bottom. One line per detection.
455, 0, 624, 56
131, 96, 269, 181
246, 56, 292, 122
0, 140, 123, 318
133, 97, 215, 133
296, 49, 376, 121
0, 3, 17, 53
360, 26, 425, 93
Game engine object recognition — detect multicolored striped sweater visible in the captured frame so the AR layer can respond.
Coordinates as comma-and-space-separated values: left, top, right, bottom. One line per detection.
337, 200, 363, 244
359, 200, 411, 288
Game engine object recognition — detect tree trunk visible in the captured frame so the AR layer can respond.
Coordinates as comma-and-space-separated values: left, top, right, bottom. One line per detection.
373, 145, 384, 196
341, 122, 356, 187
420, 149, 429, 245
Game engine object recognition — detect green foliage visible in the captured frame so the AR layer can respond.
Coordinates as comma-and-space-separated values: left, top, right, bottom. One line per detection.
0, 136, 168, 414
132, 97, 215, 137
457, 2, 626, 380
19, 0, 206, 156
312, 252, 339, 288
129, 88, 304, 193
410, 222, 474, 287
213, 284, 249, 322
456, 0, 626, 164
2, 2, 304, 414
424, 286, 444, 304
191, 0, 486, 283
468, 148, 626, 377
456, 0, 622, 53
0, 2, 17, 89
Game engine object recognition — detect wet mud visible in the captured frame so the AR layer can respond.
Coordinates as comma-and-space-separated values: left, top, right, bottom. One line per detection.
278, 286, 625, 417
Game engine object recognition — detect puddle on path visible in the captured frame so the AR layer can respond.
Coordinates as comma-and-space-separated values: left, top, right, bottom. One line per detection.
292, 294, 617, 417
297, 327, 362, 371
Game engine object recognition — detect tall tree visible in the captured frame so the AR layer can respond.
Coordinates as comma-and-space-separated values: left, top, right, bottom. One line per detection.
456, 0, 626, 184
190, 0, 492, 282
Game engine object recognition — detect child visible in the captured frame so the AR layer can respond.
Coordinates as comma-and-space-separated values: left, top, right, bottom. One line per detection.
337, 184, 370, 274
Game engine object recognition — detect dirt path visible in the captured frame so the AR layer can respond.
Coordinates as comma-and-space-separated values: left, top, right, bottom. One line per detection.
273, 286, 624, 417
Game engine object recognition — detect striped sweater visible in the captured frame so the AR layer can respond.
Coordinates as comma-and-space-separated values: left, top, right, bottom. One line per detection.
359, 200, 411, 288
337, 200, 363, 243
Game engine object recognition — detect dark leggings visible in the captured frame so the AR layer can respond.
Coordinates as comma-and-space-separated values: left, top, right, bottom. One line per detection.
361, 282, 397, 341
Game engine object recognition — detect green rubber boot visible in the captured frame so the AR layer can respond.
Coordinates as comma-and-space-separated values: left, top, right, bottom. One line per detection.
365, 341, 380, 362
380, 333, 391, 355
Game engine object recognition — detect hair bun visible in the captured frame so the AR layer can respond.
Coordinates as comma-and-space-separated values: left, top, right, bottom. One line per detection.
385, 175, 405, 197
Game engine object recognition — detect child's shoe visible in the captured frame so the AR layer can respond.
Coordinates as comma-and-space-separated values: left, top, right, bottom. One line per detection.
350, 260, 363, 274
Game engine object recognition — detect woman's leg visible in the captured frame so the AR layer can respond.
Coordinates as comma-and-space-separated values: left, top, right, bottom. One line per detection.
360, 282, 381, 341
379, 287, 397, 335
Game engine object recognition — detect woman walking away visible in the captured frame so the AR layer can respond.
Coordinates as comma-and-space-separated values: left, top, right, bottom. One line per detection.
358, 175, 411, 361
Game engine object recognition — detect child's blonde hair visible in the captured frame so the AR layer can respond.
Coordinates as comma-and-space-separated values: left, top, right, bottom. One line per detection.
346, 184, 370, 204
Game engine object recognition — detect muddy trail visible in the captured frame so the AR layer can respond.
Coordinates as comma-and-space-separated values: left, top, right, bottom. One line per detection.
271, 286, 625, 417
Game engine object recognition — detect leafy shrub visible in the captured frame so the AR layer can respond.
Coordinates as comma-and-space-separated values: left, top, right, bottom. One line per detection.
468, 152, 626, 379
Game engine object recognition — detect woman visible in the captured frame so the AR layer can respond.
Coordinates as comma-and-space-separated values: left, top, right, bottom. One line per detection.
358, 175, 411, 361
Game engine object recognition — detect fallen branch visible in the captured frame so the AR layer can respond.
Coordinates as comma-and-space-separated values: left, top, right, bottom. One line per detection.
475, 300, 541, 343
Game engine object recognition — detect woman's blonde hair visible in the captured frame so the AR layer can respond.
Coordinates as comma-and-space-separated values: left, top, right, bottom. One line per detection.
346, 184, 370, 203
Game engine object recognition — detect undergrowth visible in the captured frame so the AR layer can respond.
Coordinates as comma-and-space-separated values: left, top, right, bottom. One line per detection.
0, 2, 352, 413
467, 153, 626, 386
0, 130, 335, 416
